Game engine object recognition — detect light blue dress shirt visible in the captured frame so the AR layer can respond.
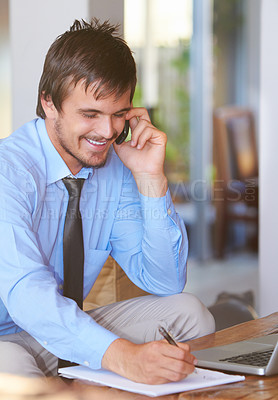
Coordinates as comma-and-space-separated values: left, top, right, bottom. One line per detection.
0, 118, 188, 369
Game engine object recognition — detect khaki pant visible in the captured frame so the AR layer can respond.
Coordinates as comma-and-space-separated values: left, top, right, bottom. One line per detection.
0, 293, 215, 377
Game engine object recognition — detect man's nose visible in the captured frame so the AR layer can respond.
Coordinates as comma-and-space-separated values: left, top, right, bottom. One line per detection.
98, 117, 115, 139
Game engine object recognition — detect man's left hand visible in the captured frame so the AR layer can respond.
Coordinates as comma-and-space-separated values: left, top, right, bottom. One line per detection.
113, 107, 168, 197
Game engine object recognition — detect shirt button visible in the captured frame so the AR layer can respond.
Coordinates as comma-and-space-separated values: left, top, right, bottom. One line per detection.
43, 341, 48, 345
167, 208, 172, 215
59, 284, 63, 290
84, 361, 90, 366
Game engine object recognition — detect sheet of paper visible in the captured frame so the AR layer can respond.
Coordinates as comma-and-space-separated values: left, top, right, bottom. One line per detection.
59, 366, 245, 397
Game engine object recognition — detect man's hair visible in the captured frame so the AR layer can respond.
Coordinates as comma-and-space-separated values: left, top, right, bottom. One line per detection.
36, 18, 137, 119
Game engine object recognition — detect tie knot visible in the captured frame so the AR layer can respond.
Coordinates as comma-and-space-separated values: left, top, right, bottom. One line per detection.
62, 177, 85, 198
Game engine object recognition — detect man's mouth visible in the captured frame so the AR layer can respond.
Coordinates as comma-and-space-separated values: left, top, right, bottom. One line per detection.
85, 138, 107, 146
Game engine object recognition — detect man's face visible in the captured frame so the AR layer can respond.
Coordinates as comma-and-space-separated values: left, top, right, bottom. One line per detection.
45, 81, 131, 175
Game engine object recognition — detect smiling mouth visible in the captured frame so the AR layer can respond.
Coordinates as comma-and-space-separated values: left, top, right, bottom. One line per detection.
85, 138, 107, 146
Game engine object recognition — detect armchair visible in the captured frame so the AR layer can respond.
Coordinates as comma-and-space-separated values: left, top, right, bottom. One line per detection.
213, 106, 259, 258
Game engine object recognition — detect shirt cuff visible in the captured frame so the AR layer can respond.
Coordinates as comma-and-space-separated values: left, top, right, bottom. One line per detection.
74, 321, 119, 369
139, 188, 177, 228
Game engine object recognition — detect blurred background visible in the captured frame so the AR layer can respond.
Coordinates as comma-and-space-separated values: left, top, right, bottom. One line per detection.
0, 0, 277, 322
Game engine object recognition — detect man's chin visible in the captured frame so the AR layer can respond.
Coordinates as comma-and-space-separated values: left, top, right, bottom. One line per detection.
81, 154, 108, 169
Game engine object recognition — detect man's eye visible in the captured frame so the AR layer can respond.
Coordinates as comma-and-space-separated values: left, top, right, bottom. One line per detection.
83, 113, 97, 119
114, 113, 125, 118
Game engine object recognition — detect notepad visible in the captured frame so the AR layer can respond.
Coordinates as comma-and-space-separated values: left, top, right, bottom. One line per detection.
59, 366, 245, 397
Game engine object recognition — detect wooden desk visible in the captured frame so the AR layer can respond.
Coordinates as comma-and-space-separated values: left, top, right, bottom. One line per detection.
1, 313, 278, 400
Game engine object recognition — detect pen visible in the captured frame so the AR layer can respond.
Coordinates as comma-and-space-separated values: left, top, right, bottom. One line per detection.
159, 326, 198, 373
158, 326, 178, 346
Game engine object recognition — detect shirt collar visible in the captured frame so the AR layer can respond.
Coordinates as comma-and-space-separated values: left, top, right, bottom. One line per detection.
36, 118, 93, 185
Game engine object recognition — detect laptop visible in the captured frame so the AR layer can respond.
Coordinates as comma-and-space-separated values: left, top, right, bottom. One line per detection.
192, 333, 278, 376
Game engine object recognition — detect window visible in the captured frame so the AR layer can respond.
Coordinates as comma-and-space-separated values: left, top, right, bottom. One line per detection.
125, 0, 193, 184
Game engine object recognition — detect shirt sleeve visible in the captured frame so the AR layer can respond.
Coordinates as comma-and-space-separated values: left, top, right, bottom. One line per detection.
0, 162, 118, 369
110, 169, 188, 295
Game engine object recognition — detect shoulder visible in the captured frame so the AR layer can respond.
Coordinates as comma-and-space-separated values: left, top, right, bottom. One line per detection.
1, 119, 44, 166
0, 119, 47, 188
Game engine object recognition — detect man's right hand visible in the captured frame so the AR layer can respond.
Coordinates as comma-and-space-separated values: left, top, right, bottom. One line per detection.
101, 338, 197, 384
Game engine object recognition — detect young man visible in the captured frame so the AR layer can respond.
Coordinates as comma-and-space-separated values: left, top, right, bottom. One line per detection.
0, 19, 214, 384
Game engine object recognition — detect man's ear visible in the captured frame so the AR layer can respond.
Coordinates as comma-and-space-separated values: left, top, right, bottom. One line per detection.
40, 93, 57, 119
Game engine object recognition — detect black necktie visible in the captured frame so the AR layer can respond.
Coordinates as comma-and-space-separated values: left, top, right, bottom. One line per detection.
58, 177, 85, 371
62, 177, 85, 309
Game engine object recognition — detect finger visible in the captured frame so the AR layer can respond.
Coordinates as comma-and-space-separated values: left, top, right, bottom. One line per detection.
129, 115, 139, 132
160, 363, 195, 382
138, 341, 195, 385
129, 117, 152, 139
165, 358, 196, 378
127, 107, 151, 124
177, 342, 197, 364
156, 347, 196, 382
131, 124, 154, 149
130, 120, 165, 149
161, 341, 197, 366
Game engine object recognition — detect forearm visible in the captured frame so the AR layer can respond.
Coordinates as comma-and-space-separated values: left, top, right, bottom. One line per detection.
132, 172, 168, 198
0, 220, 118, 369
139, 190, 188, 293
111, 187, 188, 295
4, 265, 118, 369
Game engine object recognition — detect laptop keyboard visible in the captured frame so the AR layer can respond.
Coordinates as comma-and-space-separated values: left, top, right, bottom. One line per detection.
220, 349, 273, 367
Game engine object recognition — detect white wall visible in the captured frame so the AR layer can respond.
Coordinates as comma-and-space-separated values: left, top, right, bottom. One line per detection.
259, 0, 278, 316
10, 0, 89, 130
0, 0, 11, 138
246, 0, 261, 129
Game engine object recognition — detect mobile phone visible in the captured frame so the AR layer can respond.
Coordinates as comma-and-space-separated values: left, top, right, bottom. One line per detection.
115, 120, 129, 145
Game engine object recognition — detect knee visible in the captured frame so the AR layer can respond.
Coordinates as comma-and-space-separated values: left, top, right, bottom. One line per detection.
0, 342, 44, 377
172, 293, 215, 339
193, 297, 216, 337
